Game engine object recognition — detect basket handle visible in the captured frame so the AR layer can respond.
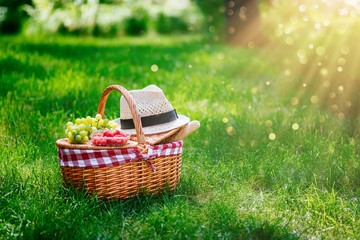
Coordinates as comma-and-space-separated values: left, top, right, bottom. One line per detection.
97, 85, 146, 144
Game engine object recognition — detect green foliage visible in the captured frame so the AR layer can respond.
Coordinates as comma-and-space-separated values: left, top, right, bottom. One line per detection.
155, 2, 205, 35
22, 1, 204, 37
194, 0, 225, 41
124, 7, 148, 36
0, 35, 359, 239
0, 0, 32, 9
156, 13, 188, 34
0, 0, 32, 34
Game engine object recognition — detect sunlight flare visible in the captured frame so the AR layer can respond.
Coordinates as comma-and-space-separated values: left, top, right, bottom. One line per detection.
261, 0, 360, 116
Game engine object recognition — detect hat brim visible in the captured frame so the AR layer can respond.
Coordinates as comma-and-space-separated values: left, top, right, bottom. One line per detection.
112, 114, 190, 135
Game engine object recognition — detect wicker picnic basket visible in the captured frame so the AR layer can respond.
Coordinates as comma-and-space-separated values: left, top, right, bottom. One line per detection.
56, 85, 183, 200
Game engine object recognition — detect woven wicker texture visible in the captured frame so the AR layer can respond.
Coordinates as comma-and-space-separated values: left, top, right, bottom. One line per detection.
61, 154, 182, 199
57, 85, 183, 200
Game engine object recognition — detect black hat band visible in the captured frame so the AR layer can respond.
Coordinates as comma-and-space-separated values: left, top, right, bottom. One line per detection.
120, 109, 178, 130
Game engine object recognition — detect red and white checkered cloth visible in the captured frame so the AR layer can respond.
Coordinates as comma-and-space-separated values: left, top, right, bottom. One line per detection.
58, 141, 183, 169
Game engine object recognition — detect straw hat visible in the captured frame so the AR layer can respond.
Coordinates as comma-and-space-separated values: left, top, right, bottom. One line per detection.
113, 85, 190, 135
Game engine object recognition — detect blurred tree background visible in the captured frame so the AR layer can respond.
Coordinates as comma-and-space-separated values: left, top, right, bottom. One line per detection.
0, 0, 32, 33
1, 0, 359, 117
0, 0, 271, 39
0, 0, 208, 36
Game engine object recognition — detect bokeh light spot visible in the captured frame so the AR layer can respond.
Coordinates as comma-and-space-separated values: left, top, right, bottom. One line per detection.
239, 7, 247, 21
338, 85, 344, 93
340, 46, 350, 55
329, 92, 336, 99
284, 26, 292, 34
331, 104, 339, 111
320, 68, 329, 76
345, 101, 352, 107
314, 23, 321, 29
226, 126, 235, 136
151, 64, 158, 72
269, 133, 276, 141
311, 95, 319, 103
323, 20, 330, 26
251, 87, 258, 94
248, 42, 255, 48
227, 26, 235, 34
265, 120, 273, 127
291, 97, 299, 106
338, 113, 345, 120
222, 117, 229, 123
266, 128, 274, 133
299, 57, 308, 64
299, 5, 306, 12
297, 49, 307, 58
292, 123, 300, 130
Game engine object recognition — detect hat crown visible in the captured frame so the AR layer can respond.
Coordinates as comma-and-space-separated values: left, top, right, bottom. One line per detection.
120, 85, 174, 120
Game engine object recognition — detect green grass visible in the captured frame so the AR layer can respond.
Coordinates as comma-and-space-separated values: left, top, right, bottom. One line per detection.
0, 34, 359, 239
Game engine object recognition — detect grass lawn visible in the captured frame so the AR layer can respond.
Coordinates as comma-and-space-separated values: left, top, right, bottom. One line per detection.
0, 34, 359, 239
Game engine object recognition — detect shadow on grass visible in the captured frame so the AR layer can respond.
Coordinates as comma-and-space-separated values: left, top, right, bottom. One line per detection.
0, 56, 47, 97
16, 38, 208, 76
0, 37, 216, 116
1, 166, 300, 239
197, 199, 299, 239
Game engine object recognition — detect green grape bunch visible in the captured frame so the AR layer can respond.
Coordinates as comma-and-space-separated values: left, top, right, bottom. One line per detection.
65, 114, 118, 144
